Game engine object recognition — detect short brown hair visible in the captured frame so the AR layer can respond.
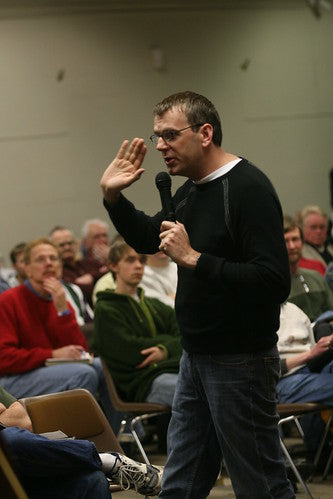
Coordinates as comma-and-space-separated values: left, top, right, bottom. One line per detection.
153, 91, 223, 146
283, 215, 304, 242
24, 238, 61, 264
108, 237, 147, 279
108, 237, 131, 265
10, 242, 27, 265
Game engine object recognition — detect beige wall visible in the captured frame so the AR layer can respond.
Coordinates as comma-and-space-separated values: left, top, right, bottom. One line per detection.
0, 4, 333, 264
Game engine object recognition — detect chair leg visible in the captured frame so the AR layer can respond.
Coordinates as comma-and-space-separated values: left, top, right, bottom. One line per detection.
279, 437, 314, 499
294, 417, 305, 439
130, 411, 170, 466
131, 416, 151, 466
116, 419, 127, 440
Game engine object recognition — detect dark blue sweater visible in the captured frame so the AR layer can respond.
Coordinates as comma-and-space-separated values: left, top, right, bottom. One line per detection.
104, 159, 290, 354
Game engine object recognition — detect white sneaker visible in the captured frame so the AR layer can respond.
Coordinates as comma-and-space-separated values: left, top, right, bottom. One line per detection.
108, 452, 163, 496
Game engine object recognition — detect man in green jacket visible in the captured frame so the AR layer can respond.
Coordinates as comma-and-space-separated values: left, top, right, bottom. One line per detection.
284, 216, 333, 322
93, 237, 181, 405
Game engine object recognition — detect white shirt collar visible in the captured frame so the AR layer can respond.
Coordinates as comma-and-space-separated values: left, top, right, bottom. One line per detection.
193, 158, 242, 185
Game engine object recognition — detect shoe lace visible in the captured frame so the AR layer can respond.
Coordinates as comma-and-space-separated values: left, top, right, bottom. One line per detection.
117, 463, 149, 492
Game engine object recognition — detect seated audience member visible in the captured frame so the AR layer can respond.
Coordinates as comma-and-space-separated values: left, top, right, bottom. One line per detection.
93, 238, 181, 407
0, 384, 162, 498
8, 239, 91, 328
81, 219, 110, 272
63, 280, 94, 327
283, 217, 326, 276
92, 247, 177, 308
0, 237, 113, 425
300, 205, 333, 266
7, 242, 27, 286
50, 225, 104, 307
284, 216, 333, 322
140, 252, 177, 308
276, 302, 333, 452
92, 233, 121, 304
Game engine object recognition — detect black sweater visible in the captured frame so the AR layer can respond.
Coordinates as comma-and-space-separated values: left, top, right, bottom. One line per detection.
104, 159, 290, 354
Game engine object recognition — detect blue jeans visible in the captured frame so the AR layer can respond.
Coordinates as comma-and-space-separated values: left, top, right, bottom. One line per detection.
160, 349, 294, 499
277, 361, 333, 451
145, 373, 178, 406
1, 427, 110, 499
0, 362, 99, 398
0, 358, 118, 431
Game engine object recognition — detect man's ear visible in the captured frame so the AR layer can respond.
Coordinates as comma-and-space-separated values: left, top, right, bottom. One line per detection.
200, 123, 213, 148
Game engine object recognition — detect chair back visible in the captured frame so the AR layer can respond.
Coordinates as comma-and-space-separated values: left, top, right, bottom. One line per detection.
20, 388, 123, 453
100, 358, 169, 414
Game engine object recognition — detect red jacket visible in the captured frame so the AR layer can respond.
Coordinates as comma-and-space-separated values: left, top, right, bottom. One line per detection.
0, 284, 87, 374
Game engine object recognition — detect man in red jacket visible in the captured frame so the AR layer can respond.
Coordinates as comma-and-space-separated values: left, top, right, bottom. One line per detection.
0, 238, 113, 424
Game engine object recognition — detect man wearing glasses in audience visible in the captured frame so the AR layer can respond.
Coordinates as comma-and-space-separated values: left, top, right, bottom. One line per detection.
0, 238, 114, 427
50, 226, 103, 307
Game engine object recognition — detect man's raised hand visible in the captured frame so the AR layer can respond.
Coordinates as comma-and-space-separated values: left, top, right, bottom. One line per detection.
101, 138, 147, 204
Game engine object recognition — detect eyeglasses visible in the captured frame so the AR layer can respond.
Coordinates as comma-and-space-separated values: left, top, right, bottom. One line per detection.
150, 124, 203, 145
31, 255, 60, 265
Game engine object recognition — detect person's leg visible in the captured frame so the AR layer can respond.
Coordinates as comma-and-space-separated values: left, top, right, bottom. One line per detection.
23, 470, 110, 499
196, 347, 294, 499
144, 373, 177, 453
2, 427, 163, 498
277, 365, 333, 452
160, 352, 222, 499
0, 363, 99, 398
276, 365, 333, 405
1, 427, 110, 499
145, 373, 178, 406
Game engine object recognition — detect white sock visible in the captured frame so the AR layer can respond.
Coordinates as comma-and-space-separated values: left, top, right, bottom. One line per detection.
99, 452, 119, 475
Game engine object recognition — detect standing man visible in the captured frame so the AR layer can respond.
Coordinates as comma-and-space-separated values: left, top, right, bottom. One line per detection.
100, 91, 293, 498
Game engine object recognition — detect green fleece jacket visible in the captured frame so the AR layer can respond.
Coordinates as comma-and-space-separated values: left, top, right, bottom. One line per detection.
289, 268, 333, 322
93, 288, 182, 402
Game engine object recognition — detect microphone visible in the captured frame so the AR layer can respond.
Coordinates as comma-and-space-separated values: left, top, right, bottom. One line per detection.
155, 171, 175, 222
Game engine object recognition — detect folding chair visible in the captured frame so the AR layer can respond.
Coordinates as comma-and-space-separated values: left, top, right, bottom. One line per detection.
277, 402, 333, 498
101, 358, 170, 465
20, 388, 123, 453
20, 388, 124, 493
